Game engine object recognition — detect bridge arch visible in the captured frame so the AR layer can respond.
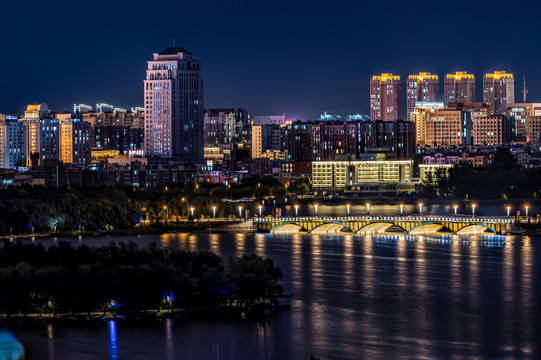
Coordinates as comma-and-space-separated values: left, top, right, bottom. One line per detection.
311, 222, 355, 234
456, 223, 497, 235
358, 222, 407, 235
270, 223, 304, 234
409, 222, 453, 235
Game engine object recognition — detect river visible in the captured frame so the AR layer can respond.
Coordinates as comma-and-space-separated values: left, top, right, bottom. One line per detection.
7, 229, 540, 360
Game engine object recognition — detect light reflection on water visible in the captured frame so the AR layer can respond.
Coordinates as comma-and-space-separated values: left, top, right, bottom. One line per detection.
11, 232, 541, 360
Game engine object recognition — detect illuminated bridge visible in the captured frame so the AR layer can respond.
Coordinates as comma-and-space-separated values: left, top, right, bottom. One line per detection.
254, 216, 512, 235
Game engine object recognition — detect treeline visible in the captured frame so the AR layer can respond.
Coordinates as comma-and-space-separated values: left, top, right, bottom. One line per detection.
420, 148, 541, 200
0, 187, 140, 235
0, 241, 284, 317
0, 176, 310, 235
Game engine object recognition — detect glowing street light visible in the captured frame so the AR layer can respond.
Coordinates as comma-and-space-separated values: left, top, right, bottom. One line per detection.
190, 207, 194, 218
213, 206, 216, 219
314, 204, 318, 217
525, 205, 529, 217
295, 205, 299, 217
346, 204, 350, 216
454, 204, 458, 215
366, 203, 370, 216
259, 205, 262, 218
238, 206, 243, 219
399, 204, 404, 216
418, 203, 423, 215
472, 204, 476, 217
507, 206, 511, 217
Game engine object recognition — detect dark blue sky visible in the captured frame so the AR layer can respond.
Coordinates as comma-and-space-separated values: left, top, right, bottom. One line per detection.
1, 0, 540, 119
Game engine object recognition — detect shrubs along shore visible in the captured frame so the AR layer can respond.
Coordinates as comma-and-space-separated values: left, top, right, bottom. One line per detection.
0, 241, 285, 321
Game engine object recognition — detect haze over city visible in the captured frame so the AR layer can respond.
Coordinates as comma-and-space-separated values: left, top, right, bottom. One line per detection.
1, 0, 540, 118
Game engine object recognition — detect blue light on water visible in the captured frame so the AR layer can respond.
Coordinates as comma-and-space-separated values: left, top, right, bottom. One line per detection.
109, 320, 118, 359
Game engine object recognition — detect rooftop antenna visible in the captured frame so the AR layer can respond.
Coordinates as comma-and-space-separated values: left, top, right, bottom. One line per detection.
522, 76, 529, 103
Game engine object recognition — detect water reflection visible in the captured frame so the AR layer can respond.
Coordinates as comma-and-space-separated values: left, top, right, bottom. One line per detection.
109, 320, 118, 360
47, 323, 54, 360
12, 232, 541, 360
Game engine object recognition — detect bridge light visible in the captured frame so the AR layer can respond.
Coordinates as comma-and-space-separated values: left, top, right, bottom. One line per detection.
314, 204, 318, 217
472, 204, 476, 217
259, 205, 262, 218
418, 203, 423, 215
295, 205, 299, 217
238, 206, 243, 219
346, 204, 350, 216
399, 204, 404, 216
454, 204, 458, 215
507, 206, 511, 217
366, 203, 370, 216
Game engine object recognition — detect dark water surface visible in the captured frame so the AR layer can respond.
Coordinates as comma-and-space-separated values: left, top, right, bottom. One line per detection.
10, 232, 541, 359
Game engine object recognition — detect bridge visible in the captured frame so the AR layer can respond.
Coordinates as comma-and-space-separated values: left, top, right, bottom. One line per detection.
253, 215, 512, 235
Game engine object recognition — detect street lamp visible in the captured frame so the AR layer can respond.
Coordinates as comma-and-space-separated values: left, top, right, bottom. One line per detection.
314, 204, 318, 217
472, 204, 476, 217
366, 203, 370, 216
418, 203, 423, 216
190, 207, 194, 218
346, 204, 350, 217
259, 205, 262, 218
213, 206, 217, 219
454, 204, 458, 215
400, 204, 404, 216
181, 197, 190, 219
163, 205, 168, 221
295, 205, 299, 218
238, 206, 243, 219
507, 206, 511, 217
525, 205, 529, 217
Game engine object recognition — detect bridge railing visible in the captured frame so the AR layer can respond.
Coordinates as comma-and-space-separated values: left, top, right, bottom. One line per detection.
253, 215, 513, 223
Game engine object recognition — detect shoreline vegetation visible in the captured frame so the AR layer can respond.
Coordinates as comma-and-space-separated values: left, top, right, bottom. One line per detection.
0, 241, 286, 324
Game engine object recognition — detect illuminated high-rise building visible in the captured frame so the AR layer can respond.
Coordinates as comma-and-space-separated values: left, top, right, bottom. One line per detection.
444, 71, 475, 105
411, 102, 445, 146
144, 46, 204, 163
0, 115, 26, 169
483, 71, 514, 115
406, 72, 439, 121
370, 73, 401, 121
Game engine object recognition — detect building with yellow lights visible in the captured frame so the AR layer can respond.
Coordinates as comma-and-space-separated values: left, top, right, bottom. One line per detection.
406, 72, 439, 121
444, 71, 475, 106
312, 160, 414, 191
370, 73, 401, 122
483, 71, 514, 115
425, 109, 463, 147
506, 103, 541, 143
411, 102, 445, 146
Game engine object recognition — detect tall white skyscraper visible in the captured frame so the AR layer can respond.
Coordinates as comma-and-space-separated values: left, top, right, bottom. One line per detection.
144, 46, 204, 163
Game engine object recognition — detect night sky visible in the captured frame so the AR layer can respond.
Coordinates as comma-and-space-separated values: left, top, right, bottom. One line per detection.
1, 0, 540, 119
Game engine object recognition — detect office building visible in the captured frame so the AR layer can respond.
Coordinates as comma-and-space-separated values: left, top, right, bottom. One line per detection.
406, 72, 439, 120
444, 71, 475, 105
370, 73, 401, 121
483, 71, 514, 115
424, 109, 463, 147
96, 103, 114, 114
506, 103, 541, 142
312, 160, 414, 190
0, 115, 26, 169
411, 102, 445, 146
144, 46, 204, 163
252, 114, 285, 126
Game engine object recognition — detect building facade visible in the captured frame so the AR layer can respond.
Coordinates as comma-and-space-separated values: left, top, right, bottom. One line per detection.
444, 71, 475, 106
406, 72, 439, 121
483, 71, 514, 115
144, 46, 204, 163
370, 73, 401, 122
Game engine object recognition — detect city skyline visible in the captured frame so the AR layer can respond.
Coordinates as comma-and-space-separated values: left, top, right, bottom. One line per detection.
1, 0, 540, 119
